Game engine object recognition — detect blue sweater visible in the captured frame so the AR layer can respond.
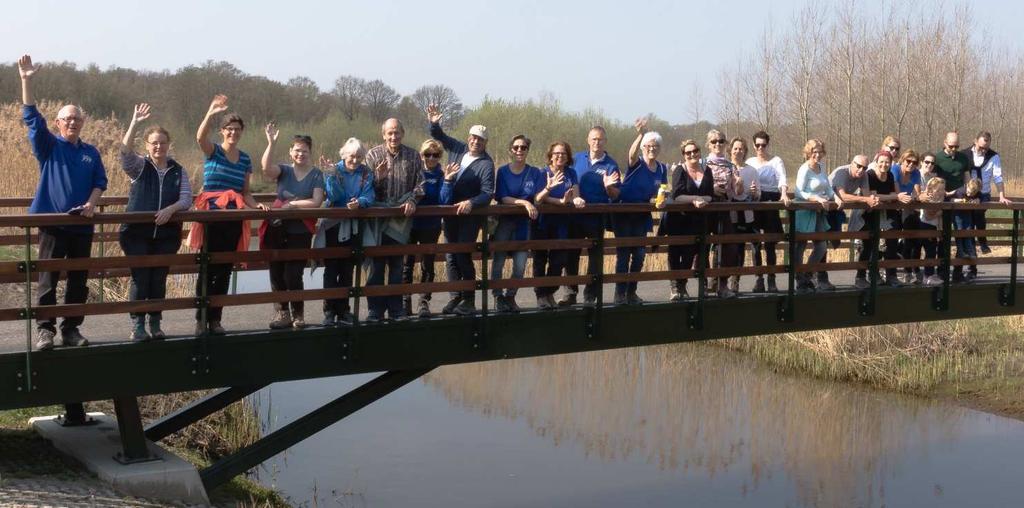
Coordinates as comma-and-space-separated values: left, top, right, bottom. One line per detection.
24, 105, 108, 233
326, 164, 375, 208
414, 166, 446, 230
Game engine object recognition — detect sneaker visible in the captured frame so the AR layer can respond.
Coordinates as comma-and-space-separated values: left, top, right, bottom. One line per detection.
966, 271, 978, 282
925, 275, 943, 286
365, 312, 382, 323
728, 277, 740, 294
292, 314, 306, 329
582, 294, 597, 307
322, 312, 336, 327
669, 288, 683, 302
717, 286, 737, 299
901, 272, 915, 285
149, 320, 167, 340
627, 292, 645, 305
952, 272, 965, 284
36, 329, 55, 351
442, 298, 462, 315
796, 283, 815, 295
269, 310, 292, 330
557, 293, 577, 307
508, 298, 522, 313
495, 295, 512, 313
208, 322, 226, 335
854, 277, 870, 290
766, 277, 779, 293
914, 272, 924, 285
337, 312, 355, 325
815, 279, 835, 291
885, 277, 904, 288
417, 299, 432, 319
980, 244, 992, 255
752, 277, 766, 294
391, 313, 410, 322
453, 300, 477, 316
613, 293, 628, 306
538, 294, 555, 310
60, 328, 89, 347
195, 322, 208, 336
130, 323, 151, 342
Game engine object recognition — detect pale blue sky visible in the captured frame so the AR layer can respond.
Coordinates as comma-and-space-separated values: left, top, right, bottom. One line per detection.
9, 0, 1022, 123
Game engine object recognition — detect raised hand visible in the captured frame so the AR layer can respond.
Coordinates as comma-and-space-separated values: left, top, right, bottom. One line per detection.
375, 158, 392, 181
132, 103, 152, 123
443, 162, 460, 180
546, 171, 565, 190
18, 55, 39, 80
426, 104, 443, 124
319, 155, 336, 172
207, 94, 229, 116
265, 122, 279, 143
603, 170, 620, 188
634, 117, 648, 134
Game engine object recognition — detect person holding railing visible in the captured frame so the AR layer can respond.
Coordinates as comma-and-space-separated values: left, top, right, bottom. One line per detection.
746, 131, 789, 294
894, 150, 923, 284
401, 140, 447, 319
830, 154, 877, 290
491, 135, 543, 313
318, 138, 374, 326
917, 177, 947, 286
615, 118, 668, 305
563, 126, 621, 307
793, 139, 833, 294
259, 125, 324, 330
866, 151, 913, 287
704, 129, 742, 299
962, 132, 1011, 277
428, 105, 495, 317
532, 141, 582, 310
933, 132, 973, 283
119, 103, 191, 342
659, 139, 712, 301
18, 54, 108, 351
191, 95, 269, 336
728, 137, 759, 295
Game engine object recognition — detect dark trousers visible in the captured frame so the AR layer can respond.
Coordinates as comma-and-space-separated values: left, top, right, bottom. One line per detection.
953, 211, 976, 277
119, 232, 181, 321
563, 219, 604, 299
195, 221, 243, 322
914, 223, 939, 277
856, 214, 901, 280
532, 220, 568, 297
264, 223, 312, 315
753, 192, 783, 271
366, 235, 405, 318
667, 244, 702, 275
444, 217, 482, 302
612, 213, 650, 295
402, 226, 442, 302
901, 213, 923, 275
36, 228, 93, 332
711, 213, 741, 285
323, 226, 355, 316
974, 193, 990, 249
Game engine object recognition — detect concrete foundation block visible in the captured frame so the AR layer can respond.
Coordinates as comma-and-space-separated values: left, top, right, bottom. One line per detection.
30, 412, 210, 505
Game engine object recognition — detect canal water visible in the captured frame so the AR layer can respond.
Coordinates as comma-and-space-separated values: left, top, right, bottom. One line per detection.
236, 271, 1024, 507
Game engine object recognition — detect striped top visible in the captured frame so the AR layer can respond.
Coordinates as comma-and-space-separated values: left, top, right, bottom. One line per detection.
203, 144, 251, 192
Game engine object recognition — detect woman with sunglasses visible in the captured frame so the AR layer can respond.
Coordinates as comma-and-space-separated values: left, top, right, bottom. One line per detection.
894, 149, 923, 284
728, 137, 760, 294
401, 139, 446, 318
260, 125, 325, 330
533, 141, 582, 310
658, 139, 712, 301
492, 135, 543, 313
857, 150, 914, 287
793, 139, 833, 294
704, 129, 742, 298
614, 117, 668, 305
746, 131, 788, 293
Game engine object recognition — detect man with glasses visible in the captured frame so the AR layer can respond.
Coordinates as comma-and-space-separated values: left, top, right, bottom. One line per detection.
830, 155, 881, 289
18, 54, 108, 351
427, 104, 495, 316
363, 118, 425, 321
934, 131, 974, 282
562, 126, 621, 306
961, 132, 1011, 262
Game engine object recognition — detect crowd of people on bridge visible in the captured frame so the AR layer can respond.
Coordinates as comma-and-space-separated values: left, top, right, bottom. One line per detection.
15, 54, 1012, 351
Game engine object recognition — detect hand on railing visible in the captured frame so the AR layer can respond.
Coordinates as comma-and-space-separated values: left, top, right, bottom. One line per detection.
455, 200, 473, 215
896, 192, 913, 204
346, 198, 360, 210
401, 201, 417, 217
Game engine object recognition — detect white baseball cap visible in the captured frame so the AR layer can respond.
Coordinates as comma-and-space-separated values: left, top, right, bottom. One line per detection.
468, 125, 488, 140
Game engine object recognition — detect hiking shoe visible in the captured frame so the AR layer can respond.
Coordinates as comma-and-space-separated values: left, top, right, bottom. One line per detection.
417, 299, 432, 319
854, 277, 870, 290
538, 294, 556, 310
292, 314, 306, 329
925, 275, 943, 286
453, 300, 477, 316
885, 277, 904, 288
582, 294, 597, 307
557, 293, 577, 307
752, 277, 766, 294
495, 295, 511, 313
149, 320, 167, 340
766, 277, 779, 293
627, 292, 645, 305
966, 271, 978, 282
60, 328, 89, 347
796, 283, 815, 295
337, 312, 355, 325
365, 312, 382, 323
508, 298, 522, 313
322, 312, 336, 327
442, 298, 462, 315
717, 287, 737, 299
815, 279, 835, 291
980, 244, 992, 255
130, 323, 151, 343
269, 310, 292, 330
728, 277, 740, 294
208, 322, 226, 335
36, 329, 55, 351
613, 293, 628, 305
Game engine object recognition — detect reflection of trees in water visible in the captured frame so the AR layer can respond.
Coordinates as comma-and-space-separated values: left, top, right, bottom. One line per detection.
424, 344, 969, 507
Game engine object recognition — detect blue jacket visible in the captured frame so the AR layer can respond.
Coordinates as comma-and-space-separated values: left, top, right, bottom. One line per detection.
24, 105, 108, 233
326, 164, 374, 208
430, 122, 495, 208
415, 166, 447, 230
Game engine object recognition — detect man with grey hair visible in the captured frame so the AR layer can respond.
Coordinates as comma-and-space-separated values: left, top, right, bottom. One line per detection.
18, 54, 108, 351
829, 155, 880, 289
363, 118, 424, 322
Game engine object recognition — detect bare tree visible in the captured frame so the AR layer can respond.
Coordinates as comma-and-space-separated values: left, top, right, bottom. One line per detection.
411, 84, 464, 128
747, 24, 781, 132
359, 79, 401, 123
783, 2, 824, 144
688, 81, 705, 139
331, 75, 366, 121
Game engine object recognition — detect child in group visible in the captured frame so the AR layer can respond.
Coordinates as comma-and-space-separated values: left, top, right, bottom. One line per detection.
917, 177, 946, 285
951, 178, 982, 282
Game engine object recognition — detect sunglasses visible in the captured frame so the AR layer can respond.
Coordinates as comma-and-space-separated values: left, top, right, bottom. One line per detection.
905, 159, 918, 165
853, 162, 866, 170
511, 145, 529, 152
423, 152, 442, 158
888, 145, 900, 150
684, 149, 700, 156
922, 160, 935, 165
710, 139, 726, 145
946, 144, 960, 149
754, 143, 768, 148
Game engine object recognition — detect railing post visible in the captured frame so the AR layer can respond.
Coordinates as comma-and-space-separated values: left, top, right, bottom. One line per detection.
688, 215, 705, 331
22, 227, 33, 393
859, 210, 880, 316
196, 238, 210, 332
98, 204, 105, 303
778, 209, 797, 322
1000, 209, 1019, 306
588, 213, 605, 340
351, 219, 364, 327
475, 219, 488, 349
934, 209, 953, 311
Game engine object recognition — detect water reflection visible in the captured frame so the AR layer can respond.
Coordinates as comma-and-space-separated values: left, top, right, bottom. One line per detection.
424, 345, 968, 507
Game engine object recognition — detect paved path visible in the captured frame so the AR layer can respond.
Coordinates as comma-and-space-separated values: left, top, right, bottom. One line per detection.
1, 264, 1016, 354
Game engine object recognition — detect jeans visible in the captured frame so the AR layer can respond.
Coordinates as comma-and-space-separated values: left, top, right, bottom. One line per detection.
366, 234, 405, 318
612, 213, 650, 296
444, 216, 482, 302
915, 223, 939, 276
953, 211, 976, 277
562, 219, 605, 300
195, 220, 242, 322
490, 219, 528, 298
322, 226, 355, 316
119, 231, 181, 321
36, 228, 93, 332
402, 226, 442, 303
797, 213, 828, 287
532, 219, 568, 297
973, 193, 990, 249
263, 222, 312, 315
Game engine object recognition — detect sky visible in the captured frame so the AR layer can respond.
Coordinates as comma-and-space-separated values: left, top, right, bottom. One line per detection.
8, 0, 1023, 124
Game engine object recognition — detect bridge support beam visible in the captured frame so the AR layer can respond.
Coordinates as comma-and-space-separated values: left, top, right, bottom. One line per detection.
113, 396, 156, 463
199, 367, 434, 490
144, 384, 267, 442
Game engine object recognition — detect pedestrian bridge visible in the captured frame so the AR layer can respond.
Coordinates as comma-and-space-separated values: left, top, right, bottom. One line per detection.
0, 197, 1020, 491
